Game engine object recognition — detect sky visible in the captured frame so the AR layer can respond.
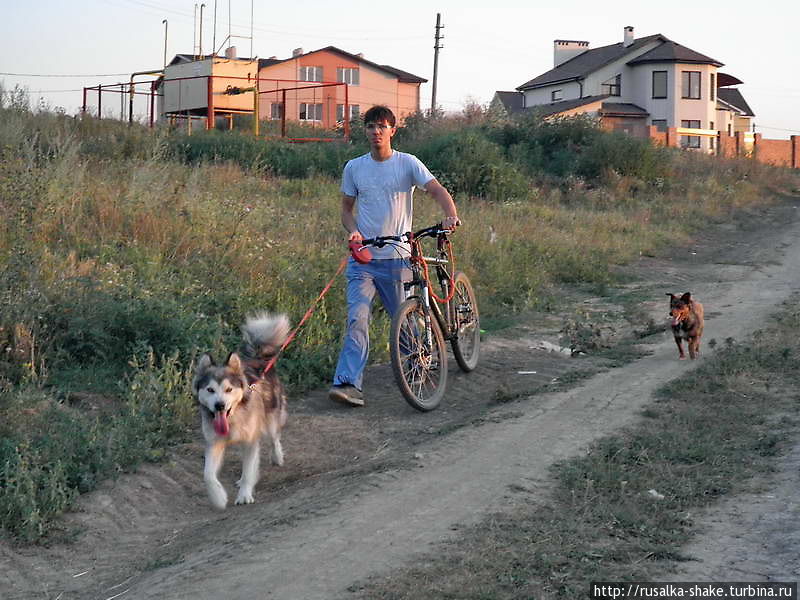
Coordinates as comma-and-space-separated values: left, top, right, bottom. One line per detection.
2, 0, 799, 138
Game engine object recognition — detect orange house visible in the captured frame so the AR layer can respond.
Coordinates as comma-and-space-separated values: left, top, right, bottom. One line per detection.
256, 46, 427, 129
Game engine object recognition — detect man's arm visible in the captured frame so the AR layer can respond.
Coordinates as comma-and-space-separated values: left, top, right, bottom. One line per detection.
341, 194, 362, 241
424, 179, 461, 230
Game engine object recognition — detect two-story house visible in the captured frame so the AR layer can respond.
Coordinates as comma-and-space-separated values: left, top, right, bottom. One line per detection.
155, 46, 426, 132
493, 27, 754, 152
257, 46, 426, 128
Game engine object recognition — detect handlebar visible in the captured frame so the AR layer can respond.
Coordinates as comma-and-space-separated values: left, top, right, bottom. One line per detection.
360, 223, 449, 248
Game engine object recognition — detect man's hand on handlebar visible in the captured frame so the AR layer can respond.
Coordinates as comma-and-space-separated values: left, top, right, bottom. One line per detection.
348, 230, 364, 243
442, 216, 461, 231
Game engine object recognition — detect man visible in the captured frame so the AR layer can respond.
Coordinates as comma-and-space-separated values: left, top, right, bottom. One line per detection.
329, 105, 460, 407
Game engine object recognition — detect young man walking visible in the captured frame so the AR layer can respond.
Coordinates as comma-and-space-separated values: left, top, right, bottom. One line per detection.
329, 105, 460, 407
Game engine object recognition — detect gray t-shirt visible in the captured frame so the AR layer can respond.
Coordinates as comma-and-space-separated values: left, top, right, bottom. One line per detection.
341, 150, 434, 259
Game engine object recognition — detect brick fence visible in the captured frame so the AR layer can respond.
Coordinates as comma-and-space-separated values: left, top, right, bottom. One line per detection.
646, 126, 799, 169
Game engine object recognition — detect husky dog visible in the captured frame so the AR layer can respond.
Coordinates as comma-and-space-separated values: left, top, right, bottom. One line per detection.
192, 313, 290, 509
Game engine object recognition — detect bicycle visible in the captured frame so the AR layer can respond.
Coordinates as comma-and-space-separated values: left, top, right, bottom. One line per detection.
357, 223, 480, 411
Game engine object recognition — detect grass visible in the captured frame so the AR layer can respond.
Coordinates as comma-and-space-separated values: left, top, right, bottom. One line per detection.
1, 88, 799, 541
350, 302, 800, 599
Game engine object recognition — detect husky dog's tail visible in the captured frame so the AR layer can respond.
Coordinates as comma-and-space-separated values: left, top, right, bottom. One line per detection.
241, 312, 291, 359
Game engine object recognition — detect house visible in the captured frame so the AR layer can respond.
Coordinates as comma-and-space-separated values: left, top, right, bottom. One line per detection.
256, 46, 427, 128
493, 27, 755, 152
155, 46, 427, 132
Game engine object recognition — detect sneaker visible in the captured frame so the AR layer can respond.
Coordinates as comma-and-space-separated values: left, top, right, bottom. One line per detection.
328, 384, 365, 407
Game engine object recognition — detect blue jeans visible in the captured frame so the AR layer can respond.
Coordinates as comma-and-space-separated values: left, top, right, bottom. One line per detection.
332, 258, 409, 390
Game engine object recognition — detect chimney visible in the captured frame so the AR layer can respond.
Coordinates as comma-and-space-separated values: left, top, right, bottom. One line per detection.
225, 46, 237, 59
623, 26, 634, 47
356, 53, 364, 59
553, 40, 589, 67
292, 47, 304, 57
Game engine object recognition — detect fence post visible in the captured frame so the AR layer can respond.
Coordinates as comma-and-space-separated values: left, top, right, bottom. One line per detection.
666, 127, 679, 147
753, 133, 762, 161
207, 75, 214, 130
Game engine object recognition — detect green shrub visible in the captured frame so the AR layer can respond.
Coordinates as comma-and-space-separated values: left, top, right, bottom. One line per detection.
167, 129, 362, 178
405, 128, 529, 201
0, 350, 193, 540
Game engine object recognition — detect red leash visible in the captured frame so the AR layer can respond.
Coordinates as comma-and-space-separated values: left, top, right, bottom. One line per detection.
252, 255, 348, 386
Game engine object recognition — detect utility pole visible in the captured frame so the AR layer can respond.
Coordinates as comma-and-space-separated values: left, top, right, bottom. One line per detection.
431, 13, 443, 116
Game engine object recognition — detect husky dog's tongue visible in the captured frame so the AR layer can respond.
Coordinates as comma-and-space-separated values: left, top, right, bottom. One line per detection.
213, 411, 229, 436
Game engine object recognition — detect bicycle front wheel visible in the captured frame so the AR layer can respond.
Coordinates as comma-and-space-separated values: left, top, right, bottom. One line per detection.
390, 298, 448, 412
451, 271, 480, 372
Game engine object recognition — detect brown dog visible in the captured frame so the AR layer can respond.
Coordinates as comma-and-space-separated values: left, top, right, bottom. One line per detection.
667, 292, 704, 360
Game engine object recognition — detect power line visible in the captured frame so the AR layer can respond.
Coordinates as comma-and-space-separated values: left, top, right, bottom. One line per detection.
756, 124, 800, 134
1, 72, 132, 78
21, 89, 85, 94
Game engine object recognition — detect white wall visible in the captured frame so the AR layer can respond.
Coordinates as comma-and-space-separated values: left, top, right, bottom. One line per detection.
522, 80, 582, 106
673, 63, 718, 150
162, 59, 213, 113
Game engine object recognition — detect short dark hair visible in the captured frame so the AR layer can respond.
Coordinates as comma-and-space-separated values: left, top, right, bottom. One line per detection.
363, 105, 396, 127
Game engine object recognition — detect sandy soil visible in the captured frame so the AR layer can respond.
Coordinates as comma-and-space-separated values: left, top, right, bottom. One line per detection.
2, 196, 800, 600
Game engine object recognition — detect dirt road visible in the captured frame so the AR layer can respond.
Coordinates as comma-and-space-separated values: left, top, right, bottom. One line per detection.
2, 198, 800, 599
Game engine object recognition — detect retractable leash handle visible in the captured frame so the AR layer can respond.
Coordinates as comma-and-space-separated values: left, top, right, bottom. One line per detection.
348, 240, 372, 264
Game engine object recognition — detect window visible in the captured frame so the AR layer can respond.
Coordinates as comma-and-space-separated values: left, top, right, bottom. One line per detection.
602, 74, 621, 96
681, 71, 701, 99
299, 103, 323, 121
681, 119, 701, 148
270, 102, 283, 120
710, 73, 715, 101
652, 119, 667, 132
551, 89, 563, 101
336, 67, 360, 85
727, 123, 732, 136
652, 71, 667, 99
709, 120, 715, 151
298, 66, 323, 82
336, 104, 360, 122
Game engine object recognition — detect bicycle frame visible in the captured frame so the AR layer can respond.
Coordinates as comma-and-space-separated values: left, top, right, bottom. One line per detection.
404, 233, 457, 342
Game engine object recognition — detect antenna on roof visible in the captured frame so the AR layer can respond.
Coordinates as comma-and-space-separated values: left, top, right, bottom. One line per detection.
162, 19, 168, 69
193, 4, 198, 59
213, 0, 217, 56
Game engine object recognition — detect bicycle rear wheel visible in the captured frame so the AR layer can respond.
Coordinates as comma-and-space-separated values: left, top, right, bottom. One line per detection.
451, 271, 480, 372
390, 298, 448, 412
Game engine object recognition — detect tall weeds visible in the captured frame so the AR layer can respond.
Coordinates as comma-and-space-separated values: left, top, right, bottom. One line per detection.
0, 95, 797, 541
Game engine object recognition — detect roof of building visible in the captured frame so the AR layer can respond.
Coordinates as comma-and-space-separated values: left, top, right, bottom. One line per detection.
717, 88, 755, 116
257, 46, 427, 83
517, 34, 665, 90
169, 53, 257, 65
717, 72, 744, 87
493, 91, 525, 114
532, 94, 610, 117
492, 92, 651, 120
599, 102, 649, 116
517, 33, 724, 91
626, 40, 723, 66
